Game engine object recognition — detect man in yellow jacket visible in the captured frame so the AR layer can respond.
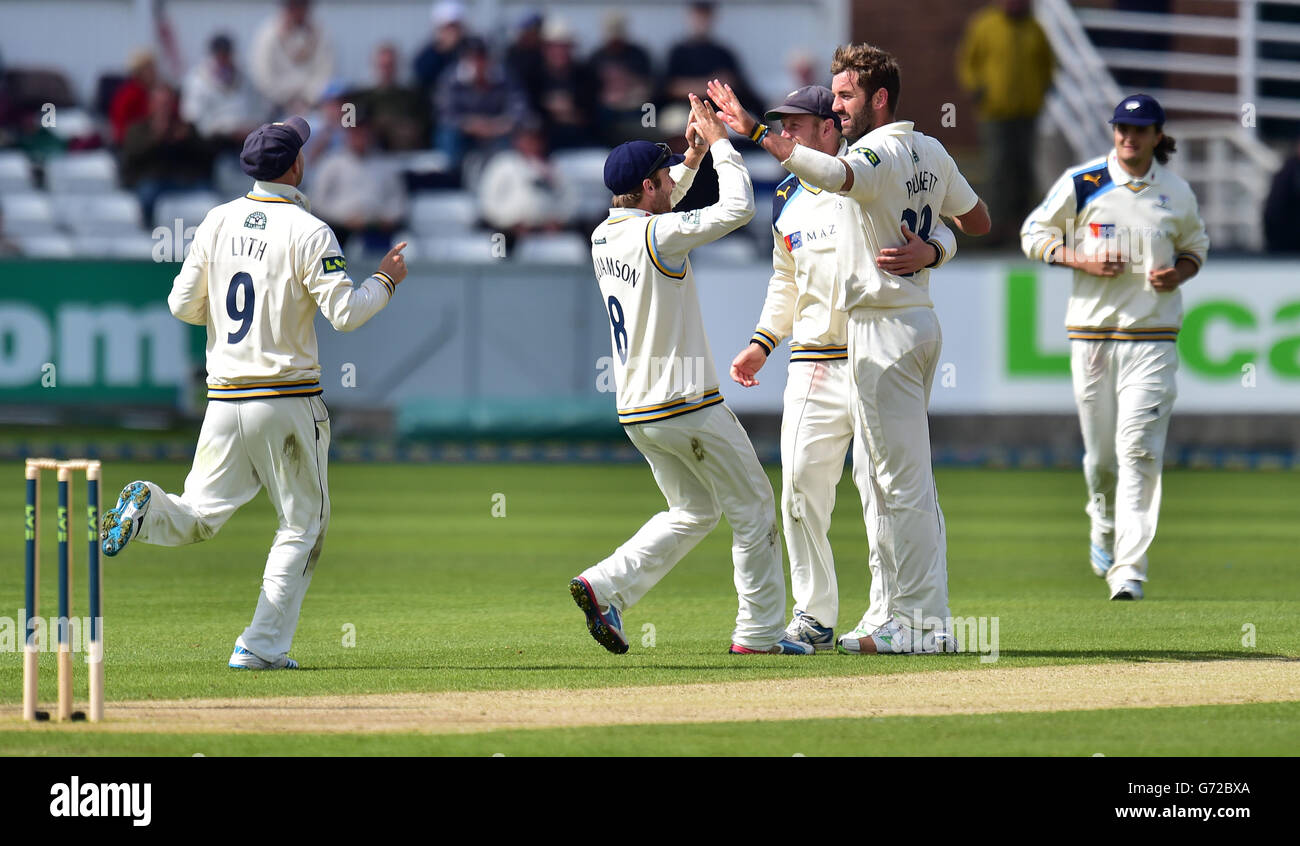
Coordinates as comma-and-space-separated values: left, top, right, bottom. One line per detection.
958, 0, 1053, 245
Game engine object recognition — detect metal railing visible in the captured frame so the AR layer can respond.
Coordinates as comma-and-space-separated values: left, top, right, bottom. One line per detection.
1035, 0, 1288, 249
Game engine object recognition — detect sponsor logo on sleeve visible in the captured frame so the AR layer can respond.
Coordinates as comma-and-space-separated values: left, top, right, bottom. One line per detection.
321, 256, 347, 273
851, 147, 881, 167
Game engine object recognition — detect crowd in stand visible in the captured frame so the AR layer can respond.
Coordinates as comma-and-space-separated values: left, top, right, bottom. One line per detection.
0, 0, 777, 259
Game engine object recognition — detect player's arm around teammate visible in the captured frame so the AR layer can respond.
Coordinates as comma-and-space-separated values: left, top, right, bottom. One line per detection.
1021, 94, 1208, 600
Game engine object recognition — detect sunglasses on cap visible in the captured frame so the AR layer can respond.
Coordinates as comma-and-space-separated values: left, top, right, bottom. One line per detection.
641, 142, 673, 181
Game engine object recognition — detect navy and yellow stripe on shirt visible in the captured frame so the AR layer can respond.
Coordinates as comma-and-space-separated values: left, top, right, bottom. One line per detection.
750, 328, 780, 355
372, 272, 396, 297
244, 192, 296, 204
207, 379, 323, 400
1067, 326, 1179, 342
618, 389, 723, 425
789, 343, 848, 362
645, 217, 687, 279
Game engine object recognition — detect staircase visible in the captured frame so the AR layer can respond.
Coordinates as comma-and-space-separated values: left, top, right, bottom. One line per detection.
1035, 0, 1298, 249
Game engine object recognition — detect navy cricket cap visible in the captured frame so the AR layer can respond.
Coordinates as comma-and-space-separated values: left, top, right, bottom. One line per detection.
604, 140, 685, 195
240, 117, 311, 180
764, 85, 841, 130
1110, 94, 1165, 127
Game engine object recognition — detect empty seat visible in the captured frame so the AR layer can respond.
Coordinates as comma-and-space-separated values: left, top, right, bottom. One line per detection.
0, 151, 35, 192
45, 151, 119, 194
409, 191, 479, 235
513, 232, 587, 264
1, 193, 56, 236
153, 191, 222, 230
16, 234, 75, 258
54, 192, 144, 236
418, 234, 499, 263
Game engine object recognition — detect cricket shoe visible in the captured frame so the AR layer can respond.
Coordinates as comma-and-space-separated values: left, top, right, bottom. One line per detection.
783, 611, 835, 652
100, 481, 150, 557
1089, 543, 1114, 578
836, 616, 958, 655
228, 646, 299, 670
1109, 579, 1144, 601
569, 576, 628, 654
728, 639, 815, 655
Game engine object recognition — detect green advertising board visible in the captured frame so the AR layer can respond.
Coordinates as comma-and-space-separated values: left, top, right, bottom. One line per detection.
0, 261, 205, 406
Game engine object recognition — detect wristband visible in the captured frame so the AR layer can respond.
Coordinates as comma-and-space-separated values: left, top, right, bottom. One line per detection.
749, 123, 769, 144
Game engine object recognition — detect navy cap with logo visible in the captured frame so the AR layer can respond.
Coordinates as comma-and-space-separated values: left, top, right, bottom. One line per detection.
240, 116, 311, 180
603, 140, 685, 195
763, 85, 841, 130
1109, 94, 1165, 127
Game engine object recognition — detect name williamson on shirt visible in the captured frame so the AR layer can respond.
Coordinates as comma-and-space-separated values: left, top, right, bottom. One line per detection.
593, 256, 640, 287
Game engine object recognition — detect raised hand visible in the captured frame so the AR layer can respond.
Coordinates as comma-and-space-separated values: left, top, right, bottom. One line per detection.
378, 241, 409, 285
706, 78, 756, 137
688, 93, 728, 146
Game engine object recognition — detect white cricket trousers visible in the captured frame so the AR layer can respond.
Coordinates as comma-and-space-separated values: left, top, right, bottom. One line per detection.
781, 358, 885, 631
1071, 340, 1177, 586
579, 403, 786, 649
845, 306, 951, 630
137, 395, 331, 664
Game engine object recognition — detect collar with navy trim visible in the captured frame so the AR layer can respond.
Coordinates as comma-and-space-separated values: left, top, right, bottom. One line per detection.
1107, 150, 1157, 189
606, 207, 651, 218
248, 179, 311, 213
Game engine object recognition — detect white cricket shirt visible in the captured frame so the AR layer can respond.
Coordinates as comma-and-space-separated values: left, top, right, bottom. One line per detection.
168, 180, 395, 400
591, 138, 755, 424
1021, 150, 1209, 340
752, 139, 959, 362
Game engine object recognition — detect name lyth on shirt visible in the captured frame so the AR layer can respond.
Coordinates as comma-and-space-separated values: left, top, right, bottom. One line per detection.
232, 236, 268, 261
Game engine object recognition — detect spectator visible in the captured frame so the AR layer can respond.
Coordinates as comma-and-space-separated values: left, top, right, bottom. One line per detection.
414, 1, 468, 98
506, 10, 546, 109
663, 2, 760, 113
477, 122, 576, 242
958, 0, 1054, 245
108, 49, 157, 145
181, 34, 265, 150
535, 18, 599, 150
1264, 139, 1300, 253
312, 123, 408, 254
304, 81, 351, 168
250, 0, 335, 113
434, 37, 531, 171
588, 12, 654, 146
120, 84, 213, 222
357, 43, 430, 152
787, 49, 818, 90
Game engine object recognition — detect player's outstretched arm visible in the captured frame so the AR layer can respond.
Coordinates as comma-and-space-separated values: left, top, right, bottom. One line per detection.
648, 94, 755, 261
304, 229, 407, 332
707, 78, 854, 194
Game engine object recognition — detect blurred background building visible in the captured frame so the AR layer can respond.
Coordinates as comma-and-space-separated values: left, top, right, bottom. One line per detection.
1, 0, 1297, 467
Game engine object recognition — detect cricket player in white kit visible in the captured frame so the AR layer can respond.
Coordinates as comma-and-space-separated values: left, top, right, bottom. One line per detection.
571, 95, 812, 656
728, 85, 960, 650
709, 43, 990, 654
1021, 94, 1208, 600
100, 117, 409, 669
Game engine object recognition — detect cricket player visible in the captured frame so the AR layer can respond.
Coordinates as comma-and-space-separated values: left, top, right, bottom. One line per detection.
99, 117, 408, 670
1021, 94, 1208, 600
728, 85, 960, 650
571, 94, 812, 656
708, 42, 990, 654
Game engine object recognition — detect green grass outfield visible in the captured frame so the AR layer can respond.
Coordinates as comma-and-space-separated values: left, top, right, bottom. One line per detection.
2, 463, 1297, 755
